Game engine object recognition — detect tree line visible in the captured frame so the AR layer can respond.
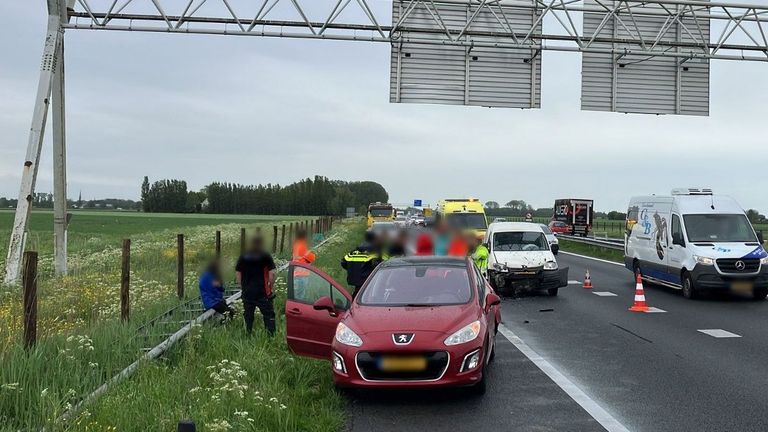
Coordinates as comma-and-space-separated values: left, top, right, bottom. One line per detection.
140, 175, 388, 215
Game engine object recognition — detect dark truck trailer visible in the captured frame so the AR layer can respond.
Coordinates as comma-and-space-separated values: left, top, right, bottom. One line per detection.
553, 199, 594, 237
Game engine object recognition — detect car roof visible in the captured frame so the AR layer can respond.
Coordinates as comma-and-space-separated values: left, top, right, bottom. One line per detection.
488, 222, 545, 233
379, 256, 469, 268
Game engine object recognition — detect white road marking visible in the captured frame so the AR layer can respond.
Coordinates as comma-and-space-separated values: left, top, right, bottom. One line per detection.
560, 251, 624, 267
498, 325, 631, 432
568, 280, 582, 285
645, 307, 667, 313
592, 291, 618, 297
698, 329, 741, 338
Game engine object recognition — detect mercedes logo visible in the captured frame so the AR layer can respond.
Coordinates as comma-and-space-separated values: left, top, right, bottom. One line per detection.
735, 260, 746, 271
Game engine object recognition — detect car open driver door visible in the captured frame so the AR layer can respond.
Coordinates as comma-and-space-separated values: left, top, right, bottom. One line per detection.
286, 262, 353, 360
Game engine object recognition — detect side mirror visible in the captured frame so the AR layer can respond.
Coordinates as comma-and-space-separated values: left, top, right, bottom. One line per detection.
312, 296, 336, 315
486, 293, 501, 310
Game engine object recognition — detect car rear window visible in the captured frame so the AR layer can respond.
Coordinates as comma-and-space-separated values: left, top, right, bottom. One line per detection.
358, 265, 472, 306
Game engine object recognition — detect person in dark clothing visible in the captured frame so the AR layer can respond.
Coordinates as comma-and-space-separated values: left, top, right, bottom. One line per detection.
199, 259, 234, 319
235, 236, 277, 336
387, 229, 408, 258
342, 231, 382, 297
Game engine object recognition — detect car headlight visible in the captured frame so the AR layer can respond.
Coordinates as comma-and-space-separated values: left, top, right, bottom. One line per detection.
492, 262, 508, 272
335, 322, 363, 347
444, 320, 481, 346
761, 256, 768, 265
544, 261, 558, 270
694, 255, 715, 266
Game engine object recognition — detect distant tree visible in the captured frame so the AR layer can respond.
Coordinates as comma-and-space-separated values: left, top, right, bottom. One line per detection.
607, 211, 627, 220
746, 209, 766, 223
141, 176, 150, 212
0, 197, 8, 208
484, 201, 500, 209
504, 200, 533, 215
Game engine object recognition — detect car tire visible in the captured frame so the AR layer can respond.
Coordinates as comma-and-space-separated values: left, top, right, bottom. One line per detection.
753, 288, 768, 301
547, 288, 559, 296
488, 335, 496, 363
681, 272, 698, 299
471, 354, 488, 396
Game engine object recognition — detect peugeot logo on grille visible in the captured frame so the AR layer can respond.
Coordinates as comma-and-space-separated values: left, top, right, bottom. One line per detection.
735, 260, 746, 271
392, 333, 414, 345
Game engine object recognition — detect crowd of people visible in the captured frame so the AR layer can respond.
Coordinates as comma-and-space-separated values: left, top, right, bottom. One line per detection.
197, 222, 489, 335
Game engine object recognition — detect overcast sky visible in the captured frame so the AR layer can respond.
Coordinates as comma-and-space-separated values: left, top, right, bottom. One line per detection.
2, 1, 768, 213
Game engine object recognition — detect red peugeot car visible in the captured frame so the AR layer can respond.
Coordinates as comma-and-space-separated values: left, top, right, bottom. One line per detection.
286, 256, 501, 394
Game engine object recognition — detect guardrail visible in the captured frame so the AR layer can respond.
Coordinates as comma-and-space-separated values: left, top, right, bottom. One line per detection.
557, 234, 625, 251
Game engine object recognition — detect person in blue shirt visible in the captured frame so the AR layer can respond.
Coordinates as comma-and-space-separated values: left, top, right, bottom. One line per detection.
199, 259, 234, 319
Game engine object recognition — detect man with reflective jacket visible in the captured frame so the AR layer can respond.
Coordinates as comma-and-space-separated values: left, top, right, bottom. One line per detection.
342, 231, 383, 297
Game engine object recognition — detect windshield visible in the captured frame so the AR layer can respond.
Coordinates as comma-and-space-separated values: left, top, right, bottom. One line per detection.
683, 214, 757, 243
539, 224, 553, 235
370, 208, 392, 217
445, 213, 487, 230
493, 231, 549, 251
358, 265, 472, 306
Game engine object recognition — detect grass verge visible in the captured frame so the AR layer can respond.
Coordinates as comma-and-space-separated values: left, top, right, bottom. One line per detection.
558, 239, 624, 263
66, 218, 366, 432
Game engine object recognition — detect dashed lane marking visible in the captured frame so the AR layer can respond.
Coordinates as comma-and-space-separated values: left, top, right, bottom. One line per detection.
559, 251, 624, 267
498, 324, 631, 432
645, 307, 667, 313
698, 329, 741, 338
568, 280, 582, 285
592, 291, 618, 297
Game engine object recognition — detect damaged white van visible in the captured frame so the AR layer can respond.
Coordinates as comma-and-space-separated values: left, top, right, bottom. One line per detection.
486, 222, 569, 297
625, 188, 768, 300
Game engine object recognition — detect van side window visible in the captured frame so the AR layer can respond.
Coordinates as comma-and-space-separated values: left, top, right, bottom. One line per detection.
671, 214, 684, 246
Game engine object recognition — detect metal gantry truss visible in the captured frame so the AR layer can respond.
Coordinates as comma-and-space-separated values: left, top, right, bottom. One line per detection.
6, 0, 768, 282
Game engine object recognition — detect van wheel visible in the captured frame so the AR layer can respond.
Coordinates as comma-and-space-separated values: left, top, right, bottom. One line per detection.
633, 260, 641, 281
681, 272, 697, 299
547, 288, 559, 296
753, 288, 767, 301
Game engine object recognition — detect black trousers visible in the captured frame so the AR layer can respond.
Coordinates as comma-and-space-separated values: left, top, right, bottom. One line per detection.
243, 298, 276, 335
210, 300, 234, 317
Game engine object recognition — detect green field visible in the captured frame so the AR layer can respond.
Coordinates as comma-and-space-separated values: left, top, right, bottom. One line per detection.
0, 210, 356, 431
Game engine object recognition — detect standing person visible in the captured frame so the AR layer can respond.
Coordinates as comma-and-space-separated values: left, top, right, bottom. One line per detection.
433, 221, 451, 256
236, 236, 277, 336
199, 258, 235, 319
470, 235, 489, 277
341, 231, 382, 297
388, 230, 408, 258
415, 232, 434, 256
447, 230, 469, 257
291, 228, 316, 301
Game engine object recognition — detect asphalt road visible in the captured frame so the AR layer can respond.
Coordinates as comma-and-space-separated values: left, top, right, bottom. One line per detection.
346, 252, 768, 431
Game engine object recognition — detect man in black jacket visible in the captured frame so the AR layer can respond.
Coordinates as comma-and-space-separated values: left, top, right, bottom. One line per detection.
236, 236, 277, 336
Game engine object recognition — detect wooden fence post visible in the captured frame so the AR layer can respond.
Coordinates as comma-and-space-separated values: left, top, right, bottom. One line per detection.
177, 234, 185, 299
22, 251, 38, 349
240, 228, 246, 254
288, 223, 293, 246
215, 230, 221, 260
329, 217, 333, 230
121, 239, 131, 322
280, 224, 286, 254
272, 226, 278, 253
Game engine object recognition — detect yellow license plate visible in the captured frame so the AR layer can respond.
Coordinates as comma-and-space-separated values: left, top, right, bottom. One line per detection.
380, 356, 427, 372
732, 281, 754, 292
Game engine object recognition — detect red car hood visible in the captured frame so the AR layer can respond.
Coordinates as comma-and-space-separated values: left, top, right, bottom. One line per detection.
345, 303, 479, 336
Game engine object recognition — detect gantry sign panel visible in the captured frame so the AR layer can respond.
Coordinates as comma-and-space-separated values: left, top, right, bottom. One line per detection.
390, 1, 541, 109
581, 0, 710, 116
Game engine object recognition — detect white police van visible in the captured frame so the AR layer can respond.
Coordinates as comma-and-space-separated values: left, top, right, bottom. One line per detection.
624, 188, 768, 300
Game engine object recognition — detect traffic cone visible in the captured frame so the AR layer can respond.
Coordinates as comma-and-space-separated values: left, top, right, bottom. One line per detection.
582, 270, 593, 289
629, 274, 650, 312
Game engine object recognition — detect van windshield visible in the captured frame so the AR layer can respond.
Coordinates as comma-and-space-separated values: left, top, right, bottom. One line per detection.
683, 214, 757, 243
445, 213, 487, 230
369, 208, 392, 217
493, 232, 549, 251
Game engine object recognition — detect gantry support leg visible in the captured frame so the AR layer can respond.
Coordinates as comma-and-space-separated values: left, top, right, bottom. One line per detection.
52, 36, 67, 276
3, 12, 64, 284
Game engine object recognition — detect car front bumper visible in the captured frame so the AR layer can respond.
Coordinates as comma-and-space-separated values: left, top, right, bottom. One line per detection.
691, 265, 768, 292
331, 341, 486, 389
490, 267, 569, 291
